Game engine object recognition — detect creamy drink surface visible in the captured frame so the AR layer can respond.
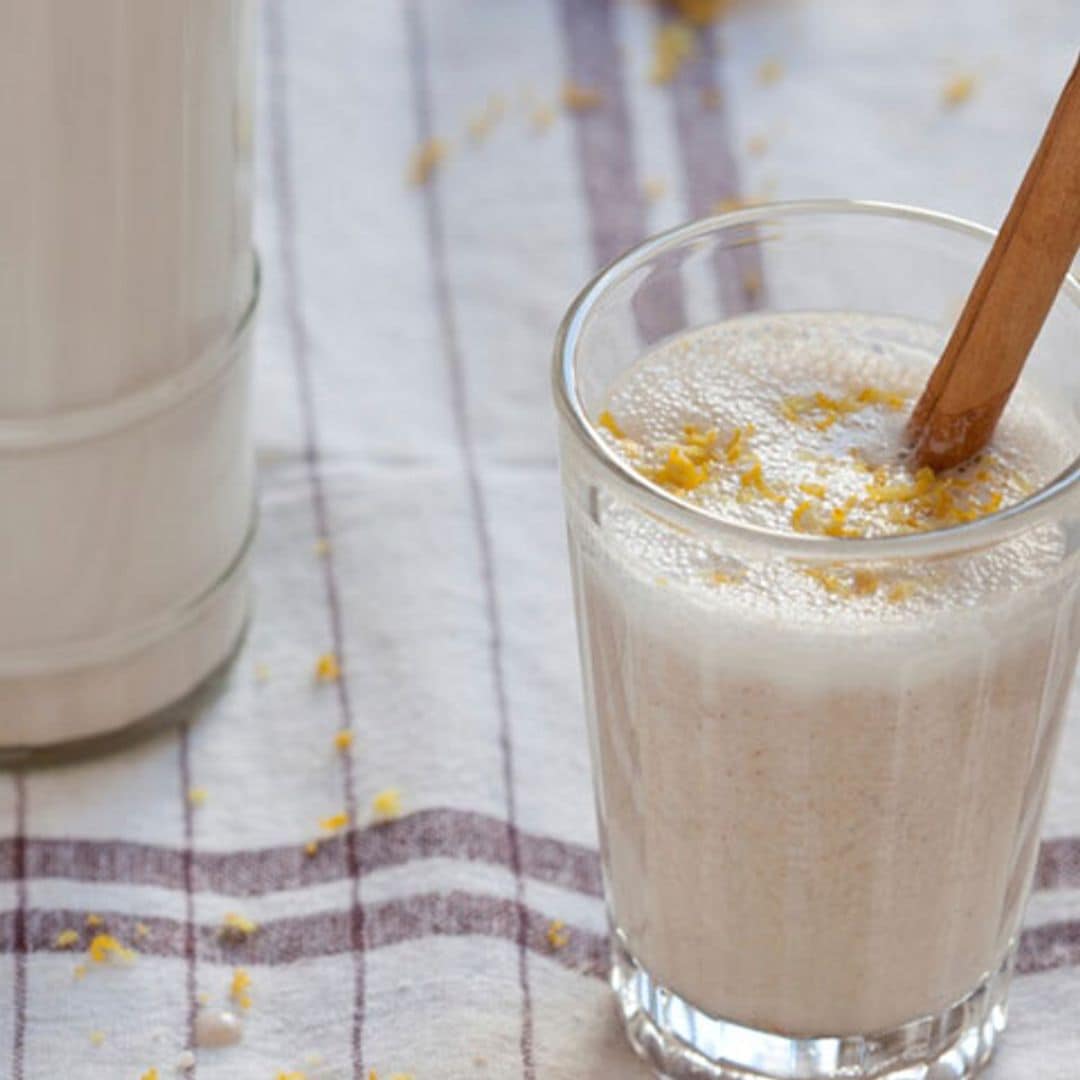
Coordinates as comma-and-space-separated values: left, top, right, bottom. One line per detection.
572, 312, 1079, 1035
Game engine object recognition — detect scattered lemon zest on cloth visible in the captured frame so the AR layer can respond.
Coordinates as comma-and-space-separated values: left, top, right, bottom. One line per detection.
663, 0, 732, 24
219, 912, 259, 942
562, 80, 603, 111
741, 269, 763, 299
701, 85, 723, 109
73, 964, 88, 980
89, 1031, 105, 1047
406, 138, 450, 186
643, 177, 667, 203
757, 58, 784, 85
88, 933, 136, 965
140, 1070, 159, 1080
85, 914, 104, 928
942, 73, 977, 107
468, 94, 506, 142
304, 840, 320, 857
546, 919, 570, 950
276, 1073, 307, 1080
372, 788, 403, 822
55, 929, 80, 949
334, 729, 355, 752
530, 102, 557, 133
314, 653, 341, 683
798, 482, 827, 498
187, 787, 208, 808
650, 20, 697, 85
597, 410, 625, 439
230, 968, 253, 1011
319, 812, 350, 833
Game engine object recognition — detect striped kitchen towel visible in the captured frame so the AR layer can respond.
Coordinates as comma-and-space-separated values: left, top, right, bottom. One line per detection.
3, 1, 1079, 1077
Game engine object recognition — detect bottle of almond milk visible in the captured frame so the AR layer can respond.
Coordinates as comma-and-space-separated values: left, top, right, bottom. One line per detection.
0, 0, 256, 755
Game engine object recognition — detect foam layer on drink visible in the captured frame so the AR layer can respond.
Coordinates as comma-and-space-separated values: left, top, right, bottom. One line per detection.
569, 312, 1080, 1034
594, 312, 1073, 625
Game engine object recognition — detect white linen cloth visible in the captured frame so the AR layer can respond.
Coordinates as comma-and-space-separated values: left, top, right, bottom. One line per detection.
2, 1, 1079, 1077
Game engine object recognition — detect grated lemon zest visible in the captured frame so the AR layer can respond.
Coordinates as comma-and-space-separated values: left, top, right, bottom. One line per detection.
88, 934, 135, 965
315, 653, 341, 682
372, 788, 403, 822
650, 20, 697, 84
220, 912, 259, 941
597, 410, 625, 439
230, 968, 253, 1011
546, 919, 570, 950
648, 446, 709, 491
319, 812, 349, 833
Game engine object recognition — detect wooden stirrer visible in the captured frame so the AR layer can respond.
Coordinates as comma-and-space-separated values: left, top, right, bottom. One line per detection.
909, 56, 1080, 471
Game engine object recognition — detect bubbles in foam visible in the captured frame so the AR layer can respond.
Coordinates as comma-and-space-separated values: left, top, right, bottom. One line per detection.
593, 312, 1075, 624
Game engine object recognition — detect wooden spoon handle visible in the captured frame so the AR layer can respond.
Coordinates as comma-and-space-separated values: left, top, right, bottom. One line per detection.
909, 55, 1080, 471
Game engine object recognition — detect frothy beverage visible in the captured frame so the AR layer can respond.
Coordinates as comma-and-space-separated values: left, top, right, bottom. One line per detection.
566, 312, 1080, 1039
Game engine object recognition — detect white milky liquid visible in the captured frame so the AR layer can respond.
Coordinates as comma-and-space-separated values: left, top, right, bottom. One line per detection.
569, 312, 1080, 1034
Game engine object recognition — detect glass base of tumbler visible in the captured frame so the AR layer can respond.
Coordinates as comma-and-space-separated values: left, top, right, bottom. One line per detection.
612, 933, 1013, 1079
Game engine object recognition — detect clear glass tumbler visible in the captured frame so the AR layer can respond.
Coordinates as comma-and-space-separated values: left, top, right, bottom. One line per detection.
553, 201, 1080, 1079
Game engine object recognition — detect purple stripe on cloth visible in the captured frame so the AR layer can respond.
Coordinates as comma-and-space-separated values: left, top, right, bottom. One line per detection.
403, 3, 535, 1075
1016, 920, 1080, 975
1033, 836, 1080, 890
6, 897, 1080, 984
9, 817, 1080, 900
3, 808, 604, 898
10, 775, 26, 1080
558, 0, 685, 342
1, 894, 608, 980
264, 2, 367, 1075
664, 16, 764, 313
178, 729, 198, 1065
